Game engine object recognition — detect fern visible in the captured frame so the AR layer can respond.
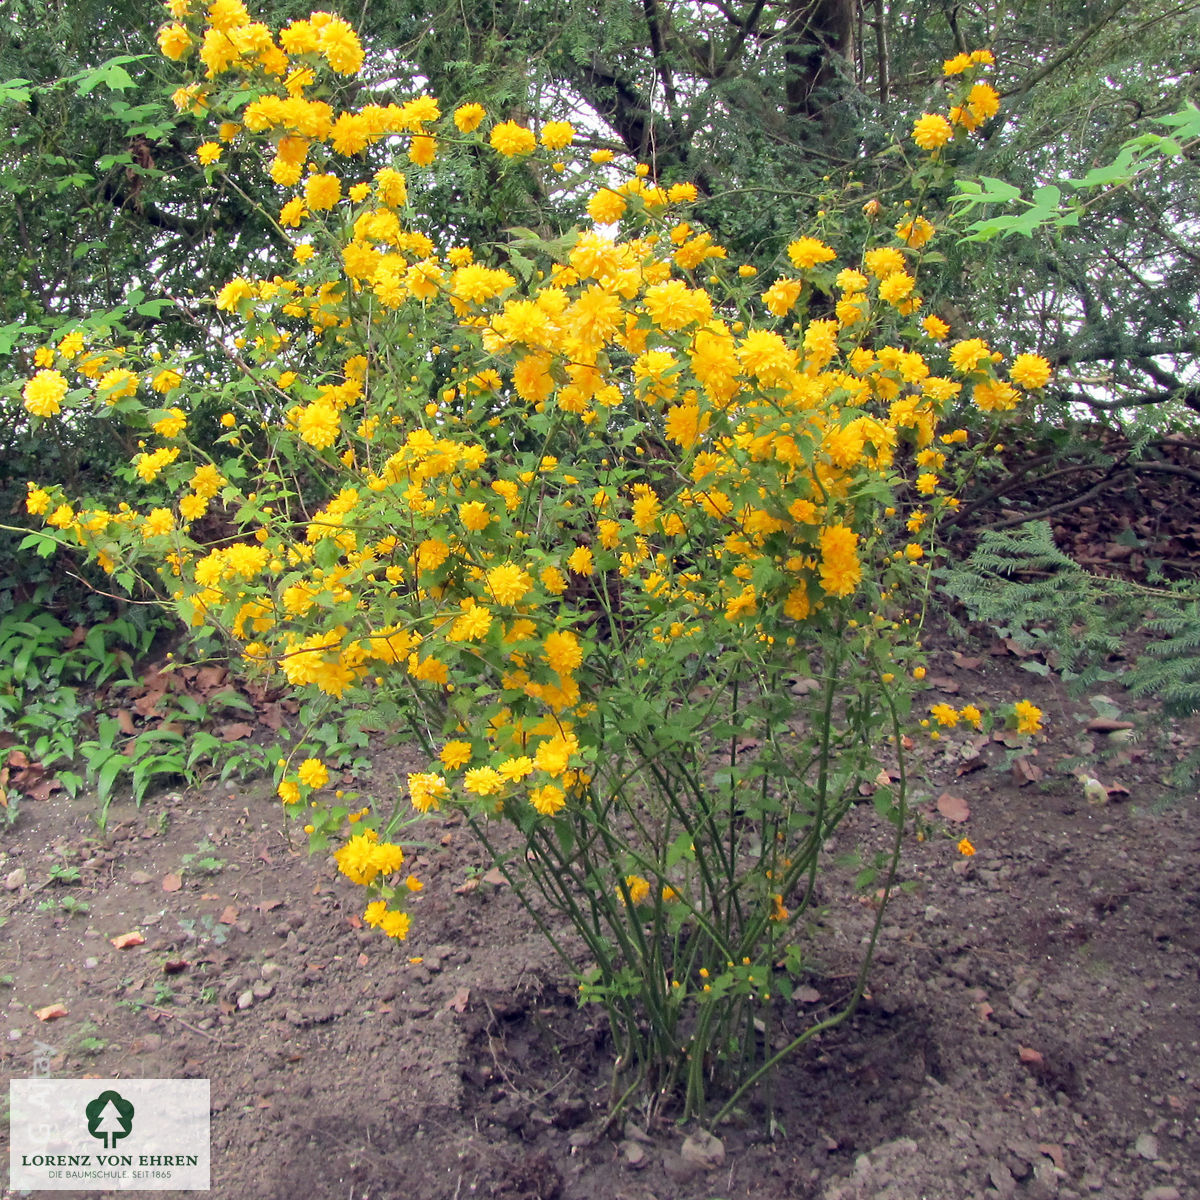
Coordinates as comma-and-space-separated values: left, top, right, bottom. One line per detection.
941, 520, 1200, 786
938, 521, 1132, 679
1126, 599, 1200, 718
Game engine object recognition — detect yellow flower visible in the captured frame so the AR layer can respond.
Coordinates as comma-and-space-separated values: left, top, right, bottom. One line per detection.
1014, 700, 1043, 735
317, 15, 364, 75
296, 401, 339, 449
957, 838, 976, 857
540, 121, 574, 149
621, 875, 650, 905
454, 102, 486, 133
25, 486, 51, 515
297, 758, 329, 788
142, 508, 175, 539
486, 562, 533, 605
529, 784, 566, 816
943, 52, 972, 76
152, 408, 187, 438
930, 703, 958, 727
818, 524, 861, 598
786, 237, 836, 270
408, 134, 436, 166
197, 142, 221, 166
587, 188, 626, 225
458, 500, 491, 531
22, 369, 68, 417
157, 23, 192, 60
922, 315, 950, 340
490, 121, 536, 157
278, 779, 301, 805
151, 368, 183, 393
304, 173, 341, 211
895, 216, 935, 248
464, 766, 504, 796
912, 113, 953, 150
567, 545, 594, 574
968, 82, 1001, 123
1009, 354, 1052, 390
948, 337, 991, 374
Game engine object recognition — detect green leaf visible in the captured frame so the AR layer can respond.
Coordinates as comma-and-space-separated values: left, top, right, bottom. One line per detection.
0, 79, 33, 105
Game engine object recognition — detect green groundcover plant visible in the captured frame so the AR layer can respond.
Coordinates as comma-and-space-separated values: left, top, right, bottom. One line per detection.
16, 2, 1048, 1121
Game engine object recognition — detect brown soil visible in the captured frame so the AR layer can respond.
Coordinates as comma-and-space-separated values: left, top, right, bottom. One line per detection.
2, 625, 1199, 1200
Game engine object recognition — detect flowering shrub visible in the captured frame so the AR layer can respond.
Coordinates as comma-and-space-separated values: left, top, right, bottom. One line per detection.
21, 3, 1048, 1119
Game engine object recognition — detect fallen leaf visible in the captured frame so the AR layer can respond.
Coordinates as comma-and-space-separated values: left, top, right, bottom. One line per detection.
24, 777, 63, 802
1004, 638, 1036, 658
936, 792, 970, 823
928, 675, 959, 694
258, 899, 283, 912
219, 722, 254, 742
346, 914, 363, 929
35, 1004, 69, 1022
257, 703, 284, 731
446, 986, 471, 1013
356, 953, 369, 967
128, 870, 154, 885
1037, 1143, 1064, 1170
1085, 717, 1134, 732
196, 665, 227, 692
976, 1002, 993, 1022
110, 931, 145, 950
218, 905, 239, 924
116, 709, 137, 735
161, 873, 182, 893
952, 653, 982, 670
162, 960, 190, 974
1012, 757, 1043, 786
481, 867, 508, 887
453, 878, 479, 895
796, 986, 821, 1004
1018, 1045, 1044, 1067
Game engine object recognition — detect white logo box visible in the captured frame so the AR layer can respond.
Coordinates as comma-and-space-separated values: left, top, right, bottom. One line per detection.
9, 1079, 209, 1191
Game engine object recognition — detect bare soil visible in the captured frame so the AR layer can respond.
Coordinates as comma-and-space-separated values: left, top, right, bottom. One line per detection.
2, 626, 1199, 1200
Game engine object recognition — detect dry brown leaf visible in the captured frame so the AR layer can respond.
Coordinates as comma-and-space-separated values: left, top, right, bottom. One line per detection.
1012, 757, 1043, 786
481, 867, 508, 887
35, 1004, 69, 1022
928, 675, 959, 694
218, 905, 239, 924
936, 792, 970, 823
196, 666, 227, 691
219, 722, 254, 742
1038, 1143, 1064, 1170
110, 931, 145, 950
446, 986, 471, 1013
161, 872, 182, 893
116, 709, 137, 735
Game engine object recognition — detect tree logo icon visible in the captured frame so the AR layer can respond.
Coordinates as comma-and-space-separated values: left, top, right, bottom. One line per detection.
85, 1090, 135, 1149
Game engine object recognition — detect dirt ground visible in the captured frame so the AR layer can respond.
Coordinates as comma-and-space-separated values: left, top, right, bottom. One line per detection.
2, 622, 1199, 1200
